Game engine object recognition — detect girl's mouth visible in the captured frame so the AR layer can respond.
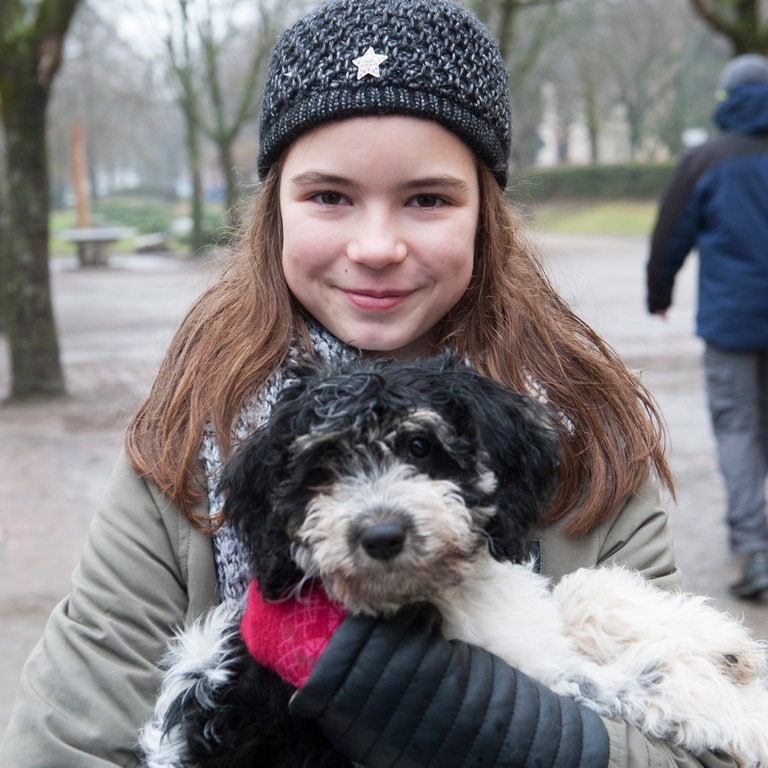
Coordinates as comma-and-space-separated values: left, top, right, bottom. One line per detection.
345, 290, 410, 310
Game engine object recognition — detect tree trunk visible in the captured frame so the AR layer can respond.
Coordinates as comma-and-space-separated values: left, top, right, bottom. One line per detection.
584, 90, 601, 164
182, 102, 205, 254
0, 0, 81, 399
0, 40, 65, 398
688, 0, 768, 54
219, 140, 239, 230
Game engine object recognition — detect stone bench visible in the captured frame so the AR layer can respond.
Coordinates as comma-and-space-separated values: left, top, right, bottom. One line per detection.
134, 232, 171, 254
58, 227, 137, 267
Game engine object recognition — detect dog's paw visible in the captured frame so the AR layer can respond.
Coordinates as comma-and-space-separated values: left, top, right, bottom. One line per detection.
549, 675, 621, 719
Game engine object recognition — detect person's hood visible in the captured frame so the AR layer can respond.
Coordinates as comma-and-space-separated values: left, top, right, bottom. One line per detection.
714, 81, 768, 134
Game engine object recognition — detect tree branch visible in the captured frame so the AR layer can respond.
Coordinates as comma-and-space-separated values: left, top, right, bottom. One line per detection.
34, 0, 82, 87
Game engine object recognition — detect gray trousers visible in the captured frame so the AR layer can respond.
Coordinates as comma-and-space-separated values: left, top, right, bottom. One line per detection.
704, 343, 768, 554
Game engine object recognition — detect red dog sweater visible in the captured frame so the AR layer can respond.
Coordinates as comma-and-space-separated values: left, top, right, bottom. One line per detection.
240, 581, 349, 688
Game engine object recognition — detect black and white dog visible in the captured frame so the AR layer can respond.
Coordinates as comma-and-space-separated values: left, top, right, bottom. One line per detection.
141, 355, 768, 768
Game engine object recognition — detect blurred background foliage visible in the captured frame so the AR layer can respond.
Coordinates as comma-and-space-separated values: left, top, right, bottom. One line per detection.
2, 0, 766, 398
37, 0, 743, 246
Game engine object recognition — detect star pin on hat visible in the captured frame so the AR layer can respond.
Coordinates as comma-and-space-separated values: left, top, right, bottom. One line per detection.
352, 47, 388, 79
257, 0, 511, 186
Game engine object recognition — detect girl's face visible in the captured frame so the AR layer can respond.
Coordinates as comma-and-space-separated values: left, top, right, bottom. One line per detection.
279, 115, 479, 359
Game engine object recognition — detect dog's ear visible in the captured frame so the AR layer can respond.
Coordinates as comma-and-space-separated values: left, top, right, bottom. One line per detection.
218, 426, 302, 599
453, 367, 564, 563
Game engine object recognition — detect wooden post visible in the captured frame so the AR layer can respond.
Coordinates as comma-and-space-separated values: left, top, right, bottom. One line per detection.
70, 121, 90, 229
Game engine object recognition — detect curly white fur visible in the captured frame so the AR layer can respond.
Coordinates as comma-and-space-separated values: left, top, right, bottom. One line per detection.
436, 553, 768, 767
140, 602, 243, 768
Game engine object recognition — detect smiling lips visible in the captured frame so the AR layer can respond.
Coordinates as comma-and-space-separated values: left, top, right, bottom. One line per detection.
345, 289, 412, 310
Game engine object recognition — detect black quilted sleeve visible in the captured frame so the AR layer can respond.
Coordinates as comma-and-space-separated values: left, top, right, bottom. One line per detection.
290, 603, 610, 768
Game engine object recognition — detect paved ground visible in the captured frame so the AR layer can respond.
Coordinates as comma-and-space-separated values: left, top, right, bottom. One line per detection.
1, 234, 766, 736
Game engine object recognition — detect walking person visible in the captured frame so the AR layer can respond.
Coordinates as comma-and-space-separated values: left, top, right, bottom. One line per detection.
647, 54, 768, 599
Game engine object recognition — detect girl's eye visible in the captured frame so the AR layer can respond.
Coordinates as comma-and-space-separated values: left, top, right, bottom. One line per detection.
312, 191, 347, 206
410, 194, 444, 209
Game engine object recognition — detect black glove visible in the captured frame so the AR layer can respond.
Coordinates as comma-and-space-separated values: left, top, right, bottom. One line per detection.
290, 603, 610, 768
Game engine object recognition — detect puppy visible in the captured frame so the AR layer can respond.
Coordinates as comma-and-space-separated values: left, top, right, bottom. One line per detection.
141, 355, 768, 768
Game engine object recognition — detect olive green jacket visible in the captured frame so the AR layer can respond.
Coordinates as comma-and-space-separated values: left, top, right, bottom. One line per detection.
0, 452, 735, 767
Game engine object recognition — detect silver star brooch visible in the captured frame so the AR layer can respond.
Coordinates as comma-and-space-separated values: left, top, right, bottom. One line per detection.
352, 47, 388, 79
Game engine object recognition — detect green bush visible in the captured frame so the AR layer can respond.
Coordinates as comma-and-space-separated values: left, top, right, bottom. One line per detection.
90, 196, 230, 246
509, 163, 674, 203
91, 197, 176, 234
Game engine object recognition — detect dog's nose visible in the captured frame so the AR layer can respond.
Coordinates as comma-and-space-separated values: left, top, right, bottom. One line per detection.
360, 521, 406, 560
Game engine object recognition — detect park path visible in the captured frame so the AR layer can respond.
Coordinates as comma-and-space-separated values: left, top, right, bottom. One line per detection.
1, 237, 766, 736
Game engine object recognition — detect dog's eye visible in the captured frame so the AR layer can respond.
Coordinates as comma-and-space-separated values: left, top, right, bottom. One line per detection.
407, 436, 432, 460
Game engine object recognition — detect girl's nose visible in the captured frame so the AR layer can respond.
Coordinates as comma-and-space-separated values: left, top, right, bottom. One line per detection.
346, 212, 407, 268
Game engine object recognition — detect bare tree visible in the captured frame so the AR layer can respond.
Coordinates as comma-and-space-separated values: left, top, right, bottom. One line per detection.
470, 0, 567, 66
689, 0, 768, 53
0, 0, 82, 400
166, 0, 208, 252
195, 0, 277, 224
608, 0, 690, 159
165, 0, 301, 241
468, 0, 573, 166
543, 0, 614, 164
547, 0, 702, 163
656, 21, 729, 154
49, 3, 183, 203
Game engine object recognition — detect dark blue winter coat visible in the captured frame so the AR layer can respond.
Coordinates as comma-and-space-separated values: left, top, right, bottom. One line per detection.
647, 81, 768, 349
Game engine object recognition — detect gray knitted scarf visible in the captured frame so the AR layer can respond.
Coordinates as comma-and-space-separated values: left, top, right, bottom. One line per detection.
200, 326, 357, 602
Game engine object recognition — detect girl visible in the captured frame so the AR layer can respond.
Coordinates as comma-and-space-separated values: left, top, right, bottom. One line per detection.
0, 0, 736, 765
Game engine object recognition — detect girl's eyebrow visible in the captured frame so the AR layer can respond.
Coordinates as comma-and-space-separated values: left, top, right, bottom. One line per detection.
289, 171, 470, 193
399, 176, 471, 193
289, 171, 360, 189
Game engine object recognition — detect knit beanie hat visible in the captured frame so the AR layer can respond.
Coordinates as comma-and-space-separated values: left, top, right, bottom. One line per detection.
717, 54, 768, 98
257, 0, 511, 186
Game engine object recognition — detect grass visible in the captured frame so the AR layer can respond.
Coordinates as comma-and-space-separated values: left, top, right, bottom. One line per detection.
529, 199, 659, 237
50, 209, 76, 255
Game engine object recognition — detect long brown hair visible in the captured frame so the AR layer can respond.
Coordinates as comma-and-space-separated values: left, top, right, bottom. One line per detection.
125, 161, 673, 536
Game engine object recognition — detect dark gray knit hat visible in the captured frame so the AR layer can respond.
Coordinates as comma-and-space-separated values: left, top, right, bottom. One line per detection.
258, 0, 511, 186
718, 53, 768, 95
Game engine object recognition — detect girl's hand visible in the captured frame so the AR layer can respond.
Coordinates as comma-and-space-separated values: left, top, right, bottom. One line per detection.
290, 603, 610, 768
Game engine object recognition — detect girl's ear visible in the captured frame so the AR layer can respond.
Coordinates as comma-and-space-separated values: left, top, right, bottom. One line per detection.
218, 429, 300, 598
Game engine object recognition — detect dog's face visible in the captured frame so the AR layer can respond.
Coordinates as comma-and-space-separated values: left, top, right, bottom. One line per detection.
220, 355, 562, 615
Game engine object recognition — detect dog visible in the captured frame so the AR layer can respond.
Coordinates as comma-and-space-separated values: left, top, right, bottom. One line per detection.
141, 355, 768, 768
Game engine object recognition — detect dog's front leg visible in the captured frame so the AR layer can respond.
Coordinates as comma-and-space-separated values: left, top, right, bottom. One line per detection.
140, 602, 353, 768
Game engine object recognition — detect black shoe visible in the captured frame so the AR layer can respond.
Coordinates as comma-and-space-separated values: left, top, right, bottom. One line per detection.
729, 551, 768, 598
